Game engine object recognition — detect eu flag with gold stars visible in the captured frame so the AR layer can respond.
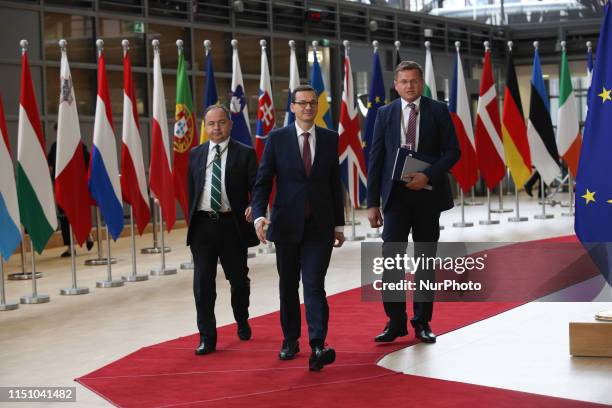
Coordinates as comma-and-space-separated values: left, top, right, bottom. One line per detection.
575, 0, 612, 286
363, 47, 385, 170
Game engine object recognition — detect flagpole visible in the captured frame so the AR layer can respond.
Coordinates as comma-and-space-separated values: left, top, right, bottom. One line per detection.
508, 183, 528, 222
465, 187, 483, 206
85, 208, 117, 265
479, 188, 500, 225
534, 175, 554, 219
562, 172, 575, 217
60, 225, 90, 295
150, 200, 177, 276
0, 258, 19, 311
491, 175, 513, 213
20, 237, 50, 304
8, 229, 42, 280
96, 225, 124, 288
123, 206, 149, 281
453, 190, 473, 228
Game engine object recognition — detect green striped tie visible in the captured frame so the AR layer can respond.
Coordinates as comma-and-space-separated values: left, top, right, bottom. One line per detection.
210, 144, 222, 211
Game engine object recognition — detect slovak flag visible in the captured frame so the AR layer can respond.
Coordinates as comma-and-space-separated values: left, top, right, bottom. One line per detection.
449, 43, 478, 193
89, 42, 124, 240
255, 42, 275, 161
229, 40, 252, 146
338, 50, 366, 208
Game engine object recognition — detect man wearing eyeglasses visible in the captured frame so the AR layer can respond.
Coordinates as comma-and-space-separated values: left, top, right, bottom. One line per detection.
251, 84, 345, 371
186, 105, 259, 356
367, 61, 460, 344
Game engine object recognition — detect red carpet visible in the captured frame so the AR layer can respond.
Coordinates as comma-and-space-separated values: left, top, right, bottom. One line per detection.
77, 236, 607, 407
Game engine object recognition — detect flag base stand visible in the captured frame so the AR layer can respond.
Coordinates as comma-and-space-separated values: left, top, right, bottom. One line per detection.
20, 294, 50, 304
60, 287, 89, 296
150, 267, 177, 276
490, 208, 513, 213
367, 231, 381, 238
561, 211, 575, 217
508, 216, 528, 222
534, 214, 554, 220
180, 262, 194, 270
248, 253, 256, 259
464, 201, 483, 206
85, 258, 116, 266
452, 221, 474, 228
258, 243, 276, 254
122, 274, 149, 282
8, 272, 42, 281
141, 246, 170, 254
0, 302, 19, 311
595, 310, 612, 322
96, 280, 124, 288
479, 220, 500, 225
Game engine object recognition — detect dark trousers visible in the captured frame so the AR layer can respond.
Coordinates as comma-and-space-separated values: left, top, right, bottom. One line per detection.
274, 217, 333, 347
190, 211, 250, 342
381, 185, 440, 328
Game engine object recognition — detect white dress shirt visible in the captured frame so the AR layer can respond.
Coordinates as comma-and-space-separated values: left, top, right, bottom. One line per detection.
295, 122, 316, 160
401, 96, 421, 151
198, 138, 231, 212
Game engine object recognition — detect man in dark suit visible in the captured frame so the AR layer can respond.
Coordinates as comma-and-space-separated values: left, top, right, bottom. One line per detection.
187, 105, 259, 355
251, 85, 345, 371
367, 61, 460, 344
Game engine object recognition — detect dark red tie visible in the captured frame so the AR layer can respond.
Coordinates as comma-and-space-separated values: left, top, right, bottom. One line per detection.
405, 102, 417, 149
302, 132, 312, 176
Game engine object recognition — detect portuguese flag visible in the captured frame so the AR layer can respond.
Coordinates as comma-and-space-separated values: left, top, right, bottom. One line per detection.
173, 47, 197, 223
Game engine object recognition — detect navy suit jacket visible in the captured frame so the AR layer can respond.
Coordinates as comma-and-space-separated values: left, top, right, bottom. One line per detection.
186, 138, 259, 248
251, 124, 345, 244
366, 96, 460, 213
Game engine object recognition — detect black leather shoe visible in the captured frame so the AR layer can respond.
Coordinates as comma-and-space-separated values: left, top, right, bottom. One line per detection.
374, 322, 408, 342
278, 341, 299, 360
309, 345, 336, 371
86, 239, 94, 251
237, 321, 252, 341
195, 341, 216, 355
413, 323, 436, 343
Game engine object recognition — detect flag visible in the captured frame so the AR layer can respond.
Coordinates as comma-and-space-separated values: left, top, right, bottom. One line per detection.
502, 46, 532, 189
16, 47, 57, 254
575, 1, 612, 286
338, 51, 367, 208
89, 46, 123, 240
150, 43, 176, 232
310, 47, 333, 129
0, 94, 21, 260
229, 42, 252, 146
284, 42, 300, 126
526, 45, 560, 185
363, 48, 385, 170
587, 44, 594, 89
55, 45, 91, 246
557, 44, 582, 178
173, 46, 197, 224
121, 45, 150, 235
200, 46, 219, 144
474, 46, 505, 190
449, 46, 478, 193
390, 47, 402, 101
255, 44, 275, 161
424, 43, 437, 100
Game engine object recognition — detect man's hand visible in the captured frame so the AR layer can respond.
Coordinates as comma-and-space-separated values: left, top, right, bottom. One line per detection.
244, 206, 253, 223
367, 207, 383, 228
404, 172, 429, 190
255, 218, 270, 244
334, 232, 345, 248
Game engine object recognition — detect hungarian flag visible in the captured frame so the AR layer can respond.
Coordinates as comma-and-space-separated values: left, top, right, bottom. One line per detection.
449, 45, 478, 193
255, 43, 275, 160
229, 41, 252, 146
284, 42, 300, 126
16, 46, 57, 253
150, 43, 176, 232
338, 50, 367, 208
424, 42, 437, 100
121, 45, 150, 235
0, 94, 21, 260
310, 46, 333, 129
55, 45, 91, 246
502, 47, 531, 189
199, 44, 218, 144
474, 46, 505, 190
527, 46, 560, 186
557, 44, 582, 178
173, 46, 197, 223
89, 46, 123, 240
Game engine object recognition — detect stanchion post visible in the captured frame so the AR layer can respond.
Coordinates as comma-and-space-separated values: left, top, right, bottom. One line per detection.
60, 226, 89, 295
96, 225, 124, 288
0, 258, 19, 311
150, 201, 177, 276
20, 237, 50, 304
479, 188, 500, 225
453, 190, 474, 228
534, 176, 554, 219
508, 183, 528, 222
123, 207, 149, 281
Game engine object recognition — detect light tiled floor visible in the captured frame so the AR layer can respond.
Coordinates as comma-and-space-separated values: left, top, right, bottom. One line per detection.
1, 193, 610, 406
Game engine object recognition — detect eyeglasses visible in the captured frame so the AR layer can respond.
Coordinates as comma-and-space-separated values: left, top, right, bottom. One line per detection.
293, 100, 318, 108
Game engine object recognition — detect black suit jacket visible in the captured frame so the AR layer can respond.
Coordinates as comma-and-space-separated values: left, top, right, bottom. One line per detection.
367, 96, 460, 213
251, 124, 345, 244
186, 138, 259, 248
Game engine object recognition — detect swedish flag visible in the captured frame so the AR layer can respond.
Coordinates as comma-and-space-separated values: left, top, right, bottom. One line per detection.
310, 48, 333, 129
575, 1, 612, 286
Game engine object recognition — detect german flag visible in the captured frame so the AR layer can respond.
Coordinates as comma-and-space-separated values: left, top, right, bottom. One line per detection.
501, 45, 531, 188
